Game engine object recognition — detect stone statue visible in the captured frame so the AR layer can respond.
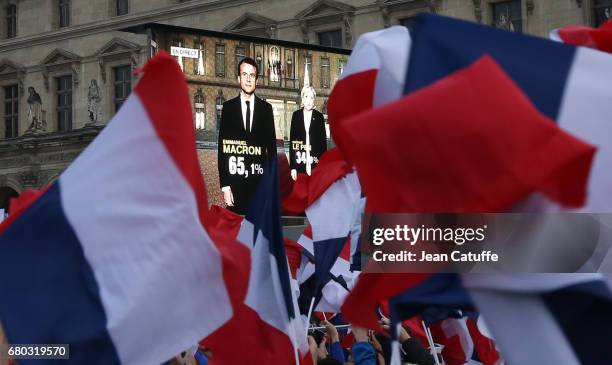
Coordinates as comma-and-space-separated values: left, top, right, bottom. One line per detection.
497, 13, 515, 32
87, 79, 101, 123
26, 87, 46, 133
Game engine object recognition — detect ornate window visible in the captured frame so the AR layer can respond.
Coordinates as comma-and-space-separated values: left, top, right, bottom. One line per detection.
194, 40, 205, 75
235, 46, 246, 75
194, 88, 205, 130
59, 0, 70, 27
491, 0, 522, 33
6, 4, 16, 39
304, 55, 312, 87
4, 85, 18, 138
56, 75, 72, 132
318, 30, 342, 48
216, 90, 224, 131
116, 0, 128, 16
295, 1, 355, 47
113, 65, 131, 112
269, 46, 280, 82
594, 0, 612, 26
285, 49, 296, 80
255, 51, 263, 76
320, 57, 330, 88
215, 44, 225, 77
337, 59, 346, 80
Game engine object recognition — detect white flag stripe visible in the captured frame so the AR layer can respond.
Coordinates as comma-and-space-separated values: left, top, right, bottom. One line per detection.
60, 94, 232, 365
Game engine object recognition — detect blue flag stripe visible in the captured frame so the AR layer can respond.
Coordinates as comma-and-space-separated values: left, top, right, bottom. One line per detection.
313, 236, 348, 288
542, 280, 612, 364
245, 157, 295, 320
389, 273, 474, 335
0, 183, 119, 364
406, 14, 576, 121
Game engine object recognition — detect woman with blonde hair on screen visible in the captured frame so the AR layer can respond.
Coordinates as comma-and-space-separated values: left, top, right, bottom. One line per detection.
289, 86, 327, 179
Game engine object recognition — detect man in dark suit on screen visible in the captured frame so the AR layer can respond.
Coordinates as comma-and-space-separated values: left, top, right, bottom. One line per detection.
217, 57, 277, 214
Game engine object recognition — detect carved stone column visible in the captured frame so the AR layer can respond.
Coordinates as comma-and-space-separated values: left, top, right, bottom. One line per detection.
526, 0, 535, 16
299, 21, 309, 44
343, 14, 353, 48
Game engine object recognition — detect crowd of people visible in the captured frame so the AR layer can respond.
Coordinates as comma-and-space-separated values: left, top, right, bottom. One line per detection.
160, 317, 437, 365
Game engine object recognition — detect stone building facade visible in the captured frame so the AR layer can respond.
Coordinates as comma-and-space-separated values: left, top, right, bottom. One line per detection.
0, 0, 607, 212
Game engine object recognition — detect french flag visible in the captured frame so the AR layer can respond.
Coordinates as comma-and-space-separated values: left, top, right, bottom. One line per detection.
236, 158, 310, 365
388, 274, 612, 365
306, 169, 361, 288
466, 316, 502, 365
330, 14, 612, 213
404, 14, 612, 213
283, 148, 363, 314
0, 53, 237, 365
295, 226, 357, 315
463, 274, 612, 365
338, 14, 606, 331
340, 55, 595, 331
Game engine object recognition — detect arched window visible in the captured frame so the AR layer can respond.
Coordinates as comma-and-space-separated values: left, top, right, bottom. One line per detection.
216, 90, 224, 131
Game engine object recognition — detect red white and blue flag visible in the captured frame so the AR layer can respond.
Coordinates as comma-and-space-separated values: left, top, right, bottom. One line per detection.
387, 273, 612, 365
295, 225, 357, 315
237, 158, 310, 365
331, 14, 611, 213
332, 13, 611, 365
0, 52, 239, 365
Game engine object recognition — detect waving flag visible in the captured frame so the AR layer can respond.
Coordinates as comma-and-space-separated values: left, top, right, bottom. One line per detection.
327, 26, 411, 146
0, 52, 238, 365
335, 56, 595, 213
464, 274, 612, 365
295, 226, 356, 315
405, 14, 612, 213
306, 170, 361, 284
429, 316, 475, 365
330, 14, 612, 213
282, 148, 362, 315
237, 158, 309, 365
466, 316, 502, 365
340, 56, 596, 330
201, 204, 314, 365
387, 274, 612, 365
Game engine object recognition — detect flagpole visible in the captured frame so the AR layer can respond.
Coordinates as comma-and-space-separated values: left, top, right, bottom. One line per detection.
305, 296, 316, 336
389, 323, 402, 365
309, 324, 351, 331
293, 342, 300, 365
422, 321, 441, 365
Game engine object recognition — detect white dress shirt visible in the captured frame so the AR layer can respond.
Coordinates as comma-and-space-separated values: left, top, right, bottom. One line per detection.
303, 109, 313, 175
240, 92, 255, 132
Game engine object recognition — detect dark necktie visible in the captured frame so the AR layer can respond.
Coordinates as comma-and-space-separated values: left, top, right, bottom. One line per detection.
245, 100, 251, 134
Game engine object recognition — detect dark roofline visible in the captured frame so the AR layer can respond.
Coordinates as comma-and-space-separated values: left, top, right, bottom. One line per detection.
121, 22, 352, 55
